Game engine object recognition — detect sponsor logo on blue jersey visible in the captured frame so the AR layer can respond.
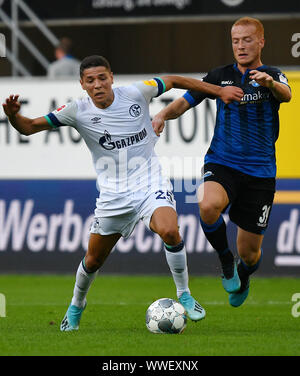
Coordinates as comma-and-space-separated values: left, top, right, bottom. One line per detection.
240, 90, 270, 104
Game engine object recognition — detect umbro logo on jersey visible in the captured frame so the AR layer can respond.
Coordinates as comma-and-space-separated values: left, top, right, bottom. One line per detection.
91, 117, 102, 124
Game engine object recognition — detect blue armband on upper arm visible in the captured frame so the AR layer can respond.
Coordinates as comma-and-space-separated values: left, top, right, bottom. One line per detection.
183, 91, 199, 107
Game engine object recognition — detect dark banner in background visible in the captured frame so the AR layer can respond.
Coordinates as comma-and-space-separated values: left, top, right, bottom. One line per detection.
1, 0, 299, 20
0, 178, 299, 276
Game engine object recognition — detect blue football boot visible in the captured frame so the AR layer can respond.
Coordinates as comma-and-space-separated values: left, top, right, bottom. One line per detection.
229, 263, 250, 307
229, 284, 250, 307
221, 262, 241, 293
179, 292, 206, 321
60, 302, 87, 331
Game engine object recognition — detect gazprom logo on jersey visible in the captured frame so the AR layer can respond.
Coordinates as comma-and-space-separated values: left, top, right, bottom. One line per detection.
99, 128, 147, 150
99, 130, 115, 150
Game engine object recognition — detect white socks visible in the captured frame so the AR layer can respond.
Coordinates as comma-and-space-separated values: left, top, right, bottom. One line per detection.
164, 242, 190, 299
70, 243, 190, 307
71, 259, 98, 308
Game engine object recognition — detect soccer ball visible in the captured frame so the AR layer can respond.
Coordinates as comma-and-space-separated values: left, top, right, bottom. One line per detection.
146, 298, 187, 334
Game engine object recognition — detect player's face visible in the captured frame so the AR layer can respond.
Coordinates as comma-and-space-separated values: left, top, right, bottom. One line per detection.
80, 66, 114, 108
231, 24, 264, 69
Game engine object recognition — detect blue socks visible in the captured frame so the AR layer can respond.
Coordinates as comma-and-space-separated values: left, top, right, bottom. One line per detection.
200, 215, 234, 278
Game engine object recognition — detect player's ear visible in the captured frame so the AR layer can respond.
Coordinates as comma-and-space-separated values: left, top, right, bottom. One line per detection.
80, 78, 86, 90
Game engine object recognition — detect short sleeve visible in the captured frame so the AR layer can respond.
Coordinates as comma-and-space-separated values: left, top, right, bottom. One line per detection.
272, 70, 291, 89
44, 100, 78, 128
133, 78, 166, 103
183, 68, 221, 107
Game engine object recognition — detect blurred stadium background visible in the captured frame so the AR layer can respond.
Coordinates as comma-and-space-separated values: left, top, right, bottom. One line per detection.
0, 0, 300, 277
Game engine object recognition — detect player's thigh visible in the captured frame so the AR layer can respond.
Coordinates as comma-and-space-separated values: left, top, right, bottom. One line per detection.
150, 206, 179, 234
198, 181, 230, 213
86, 232, 121, 268
141, 189, 180, 245
198, 163, 235, 221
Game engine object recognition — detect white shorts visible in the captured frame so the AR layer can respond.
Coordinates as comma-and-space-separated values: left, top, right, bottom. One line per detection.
90, 187, 176, 238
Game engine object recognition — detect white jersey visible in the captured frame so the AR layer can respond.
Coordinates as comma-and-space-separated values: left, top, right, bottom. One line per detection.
45, 78, 170, 198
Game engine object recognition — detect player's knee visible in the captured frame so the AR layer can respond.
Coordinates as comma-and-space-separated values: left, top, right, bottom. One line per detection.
84, 254, 102, 272
159, 227, 181, 246
239, 246, 261, 266
199, 200, 222, 224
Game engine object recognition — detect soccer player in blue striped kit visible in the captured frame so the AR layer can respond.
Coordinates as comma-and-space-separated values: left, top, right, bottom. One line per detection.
152, 17, 292, 307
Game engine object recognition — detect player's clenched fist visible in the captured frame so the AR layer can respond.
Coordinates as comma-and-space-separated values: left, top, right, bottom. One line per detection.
249, 70, 275, 88
219, 86, 244, 104
2, 94, 21, 117
152, 115, 165, 136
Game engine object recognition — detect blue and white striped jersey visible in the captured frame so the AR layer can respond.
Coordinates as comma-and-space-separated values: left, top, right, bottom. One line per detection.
183, 64, 291, 178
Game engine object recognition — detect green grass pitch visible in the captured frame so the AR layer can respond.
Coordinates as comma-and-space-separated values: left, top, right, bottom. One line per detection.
0, 274, 299, 356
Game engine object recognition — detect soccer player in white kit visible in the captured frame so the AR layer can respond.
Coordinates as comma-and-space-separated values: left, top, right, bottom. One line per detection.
3, 55, 243, 331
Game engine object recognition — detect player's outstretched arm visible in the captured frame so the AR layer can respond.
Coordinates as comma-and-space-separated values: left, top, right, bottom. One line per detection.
152, 97, 190, 136
3, 94, 52, 135
161, 75, 244, 105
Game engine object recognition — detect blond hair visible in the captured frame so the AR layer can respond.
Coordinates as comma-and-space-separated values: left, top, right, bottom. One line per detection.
232, 17, 264, 38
